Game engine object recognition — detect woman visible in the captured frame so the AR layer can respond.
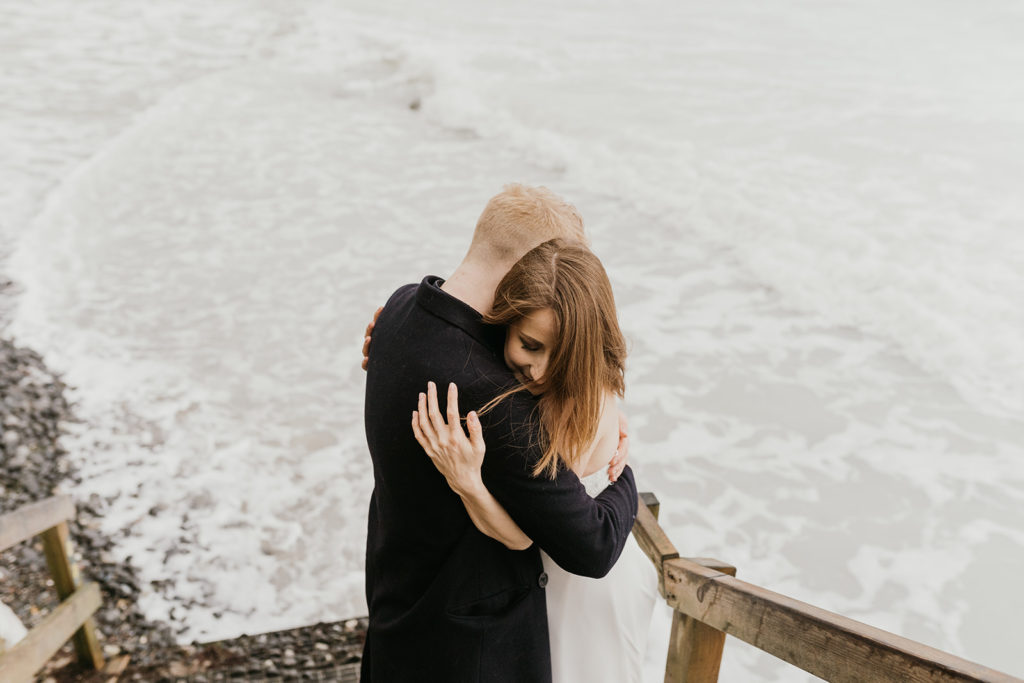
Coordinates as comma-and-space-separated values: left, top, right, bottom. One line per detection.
411, 238, 658, 683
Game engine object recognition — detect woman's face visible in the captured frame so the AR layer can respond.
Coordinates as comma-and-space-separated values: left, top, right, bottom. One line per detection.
504, 308, 557, 395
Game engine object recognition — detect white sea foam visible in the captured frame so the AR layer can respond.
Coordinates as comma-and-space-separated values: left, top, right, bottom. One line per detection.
3, 1, 1023, 679
0, 599, 27, 651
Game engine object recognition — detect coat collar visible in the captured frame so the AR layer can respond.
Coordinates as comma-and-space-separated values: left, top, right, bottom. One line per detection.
415, 276, 507, 352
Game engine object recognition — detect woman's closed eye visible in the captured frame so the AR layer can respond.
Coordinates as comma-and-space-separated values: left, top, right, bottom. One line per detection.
520, 336, 541, 352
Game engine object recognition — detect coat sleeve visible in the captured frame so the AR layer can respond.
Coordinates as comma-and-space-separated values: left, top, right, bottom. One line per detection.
477, 393, 639, 578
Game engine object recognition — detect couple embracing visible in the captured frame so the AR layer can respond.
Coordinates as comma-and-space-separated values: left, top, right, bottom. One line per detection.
361, 185, 658, 682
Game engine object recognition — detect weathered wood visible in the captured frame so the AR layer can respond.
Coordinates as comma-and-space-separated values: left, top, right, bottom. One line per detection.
0, 495, 75, 552
103, 654, 132, 676
631, 500, 679, 598
41, 521, 105, 669
640, 491, 661, 519
665, 561, 735, 683
666, 611, 728, 683
0, 583, 102, 683
685, 557, 736, 576
662, 558, 1022, 683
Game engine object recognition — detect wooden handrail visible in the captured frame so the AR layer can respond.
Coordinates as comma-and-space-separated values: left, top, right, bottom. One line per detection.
632, 493, 1022, 683
0, 496, 105, 679
0, 584, 102, 683
632, 501, 679, 598
0, 495, 75, 552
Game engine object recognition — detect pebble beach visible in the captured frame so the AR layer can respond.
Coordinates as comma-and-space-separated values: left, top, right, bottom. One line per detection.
1, 286, 368, 680
0, 299, 177, 676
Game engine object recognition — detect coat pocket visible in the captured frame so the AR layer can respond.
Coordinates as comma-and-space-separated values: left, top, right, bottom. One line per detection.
446, 585, 531, 621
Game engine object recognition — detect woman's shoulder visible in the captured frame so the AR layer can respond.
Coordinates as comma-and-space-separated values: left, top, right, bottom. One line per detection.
574, 390, 619, 476
597, 389, 619, 432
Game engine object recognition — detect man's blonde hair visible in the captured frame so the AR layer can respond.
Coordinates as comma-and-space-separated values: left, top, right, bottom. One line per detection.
467, 184, 586, 264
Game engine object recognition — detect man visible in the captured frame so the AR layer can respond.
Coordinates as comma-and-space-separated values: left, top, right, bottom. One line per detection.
361, 185, 639, 682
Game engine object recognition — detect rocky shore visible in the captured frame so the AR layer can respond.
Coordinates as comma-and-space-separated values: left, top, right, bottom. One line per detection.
0, 277, 366, 681
0, 329, 180, 678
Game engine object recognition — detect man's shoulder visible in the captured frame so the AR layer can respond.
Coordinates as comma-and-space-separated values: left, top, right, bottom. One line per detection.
381, 282, 419, 311
447, 345, 519, 399
372, 279, 508, 377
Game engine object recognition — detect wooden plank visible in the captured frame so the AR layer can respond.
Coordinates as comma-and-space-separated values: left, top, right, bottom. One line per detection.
103, 654, 132, 676
685, 557, 736, 576
0, 495, 75, 552
665, 561, 735, 683
41, 522, 105, 669
662, 558, 1023, 683
631, 501, 679, 598
0, 583, 102, 683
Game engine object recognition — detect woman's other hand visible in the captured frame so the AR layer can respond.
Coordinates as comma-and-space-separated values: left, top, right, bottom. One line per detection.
607, 410, 630, 482
412, 381, 486, 496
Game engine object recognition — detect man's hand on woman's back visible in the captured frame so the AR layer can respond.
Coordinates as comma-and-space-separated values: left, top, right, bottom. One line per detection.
361, 306, 383, 370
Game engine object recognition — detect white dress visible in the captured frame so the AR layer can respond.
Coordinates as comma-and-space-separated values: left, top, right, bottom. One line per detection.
540, 471, 659, 683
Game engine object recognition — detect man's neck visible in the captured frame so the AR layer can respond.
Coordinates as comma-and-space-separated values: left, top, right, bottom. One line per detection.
441, 258, 509, 316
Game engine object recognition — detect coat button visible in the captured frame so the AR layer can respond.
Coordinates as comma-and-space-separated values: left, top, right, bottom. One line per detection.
538, 572, 549, 588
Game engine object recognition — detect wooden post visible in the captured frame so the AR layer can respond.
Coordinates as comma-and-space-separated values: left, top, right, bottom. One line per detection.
632, 501, 679, 599
665, 560, 737, 683
39, 522, 104, 670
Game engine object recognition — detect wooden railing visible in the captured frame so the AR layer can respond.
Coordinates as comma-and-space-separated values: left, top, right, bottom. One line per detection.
0, 495, 105, 682
632, 492, 1023, 683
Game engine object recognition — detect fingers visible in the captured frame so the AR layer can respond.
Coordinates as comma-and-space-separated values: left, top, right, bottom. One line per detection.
446, 382, 461, 427
361, 307, 383, 372
609, 431, 629, 482
419, 381, 473, 453
466, 411, 485, 454
426, 381, 447, 435
411, 411, 433, 455
608, 439, 626, 467
616, 427, 629, 461
417, 393, 441, 453
608, 448, 628, 482
364, 307, 382, 338
612, 410, 629, 480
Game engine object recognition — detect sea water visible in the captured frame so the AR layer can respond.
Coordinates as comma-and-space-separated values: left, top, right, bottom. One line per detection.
2, 1, 1022, 680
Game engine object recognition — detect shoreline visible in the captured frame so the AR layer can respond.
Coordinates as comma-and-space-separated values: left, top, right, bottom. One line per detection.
0, 293, 179, 676
0, 274, 369, 680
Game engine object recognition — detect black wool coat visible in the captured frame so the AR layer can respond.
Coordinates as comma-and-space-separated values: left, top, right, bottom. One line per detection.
361, 276, 639, 682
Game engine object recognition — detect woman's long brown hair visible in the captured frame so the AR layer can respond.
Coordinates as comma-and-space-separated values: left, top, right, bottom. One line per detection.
480, 239, 627, 478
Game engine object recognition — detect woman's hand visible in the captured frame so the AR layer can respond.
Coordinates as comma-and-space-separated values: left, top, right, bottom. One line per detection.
413, 381, 532, 550
412, 381, 486, 497
607, 410, 630, 482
